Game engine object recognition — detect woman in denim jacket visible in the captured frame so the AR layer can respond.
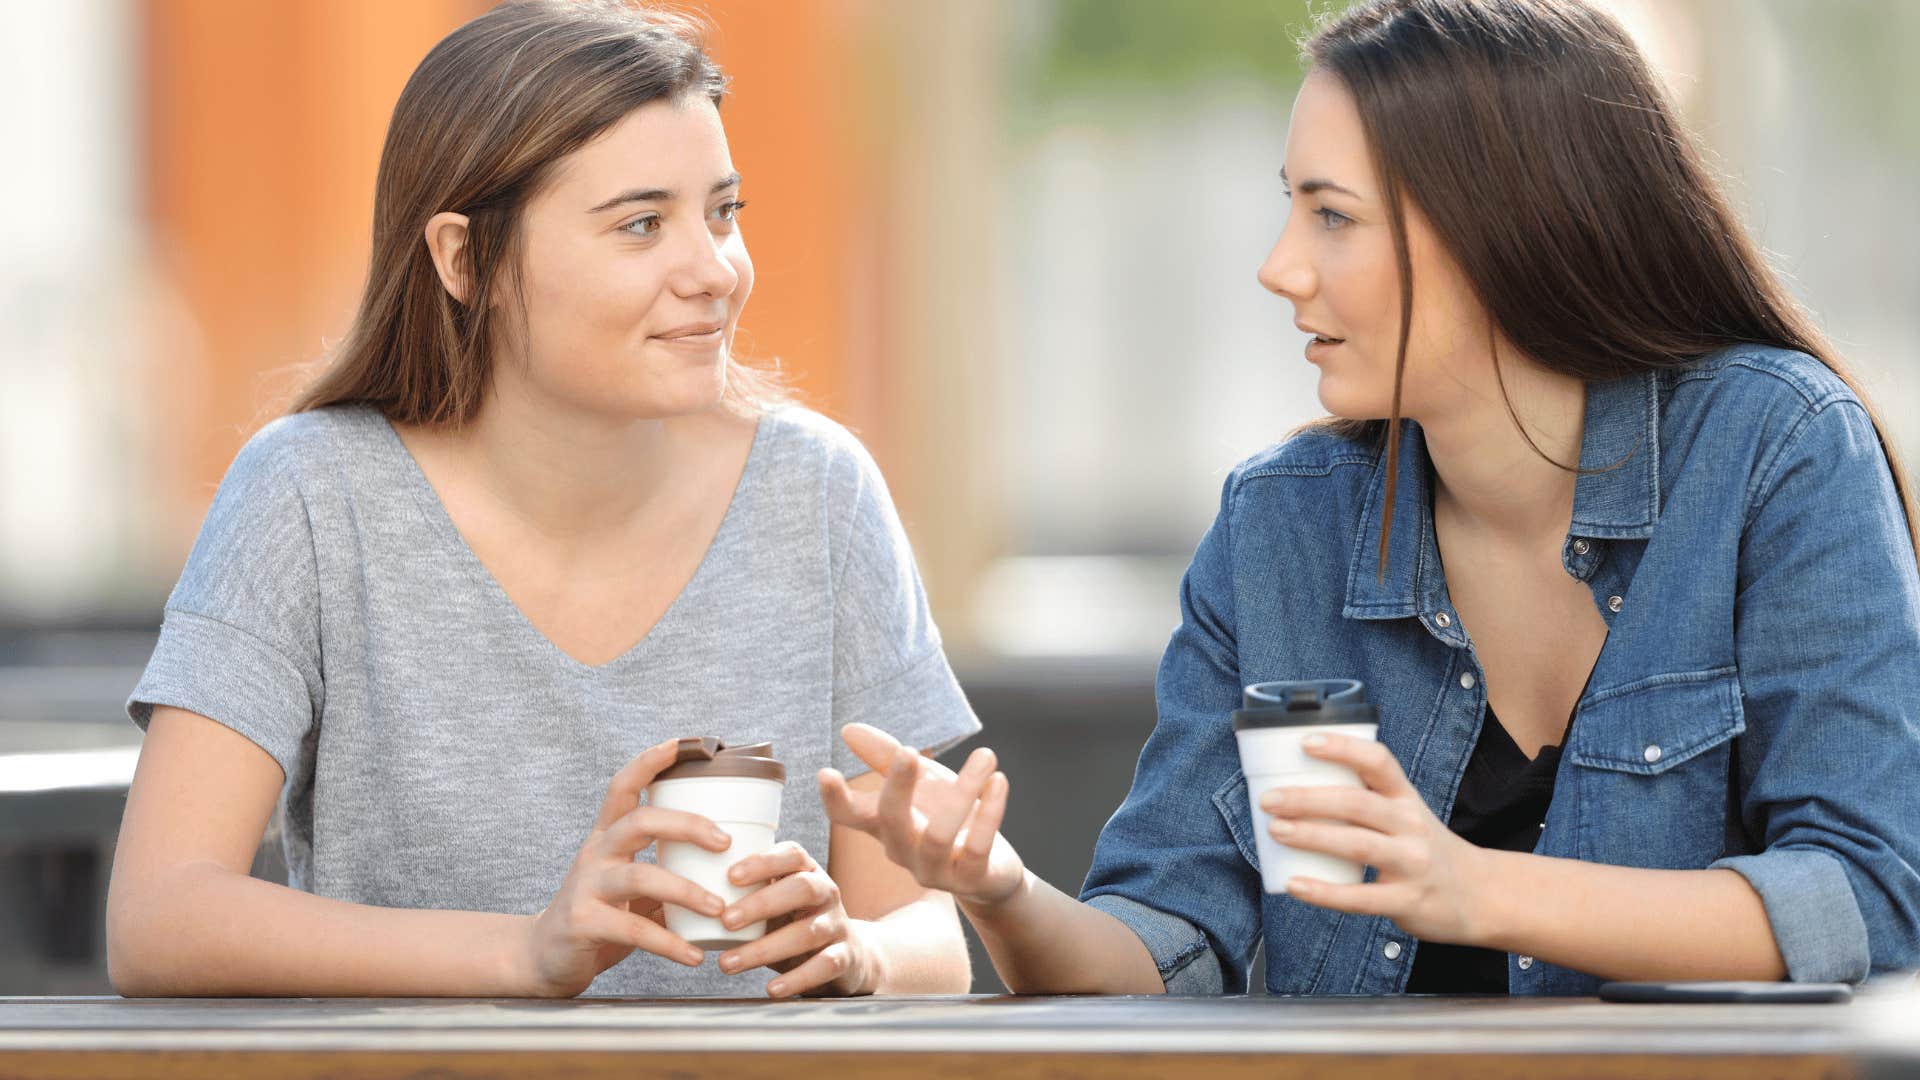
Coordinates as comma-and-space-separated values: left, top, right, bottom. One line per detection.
820, 0, 1920, 995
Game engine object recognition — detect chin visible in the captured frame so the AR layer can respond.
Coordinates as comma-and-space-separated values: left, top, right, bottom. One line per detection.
1315, 375, 1392, 422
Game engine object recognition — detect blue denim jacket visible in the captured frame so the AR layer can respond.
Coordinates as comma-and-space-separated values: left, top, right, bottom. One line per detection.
1080, 344, 1920, 995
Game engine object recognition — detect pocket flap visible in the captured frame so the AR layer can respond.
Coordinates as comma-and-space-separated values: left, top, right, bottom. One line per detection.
1211, 772, 1263, 870
1568, 667, 1745, 775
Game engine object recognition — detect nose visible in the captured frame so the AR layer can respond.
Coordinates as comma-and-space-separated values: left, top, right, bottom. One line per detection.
1256, 214, 1315, 303
668, 223, 739, 300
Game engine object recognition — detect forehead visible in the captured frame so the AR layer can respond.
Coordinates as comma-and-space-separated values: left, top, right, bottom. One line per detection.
546, 94, 731, 192
1285, 71, 1377, 200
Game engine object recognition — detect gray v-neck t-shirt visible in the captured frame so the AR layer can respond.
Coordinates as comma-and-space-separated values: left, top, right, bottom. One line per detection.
127, 403, 980, 997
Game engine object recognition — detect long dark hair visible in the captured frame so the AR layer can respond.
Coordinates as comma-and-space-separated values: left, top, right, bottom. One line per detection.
1303, 0, 1918, 574
292, 0, 785, 427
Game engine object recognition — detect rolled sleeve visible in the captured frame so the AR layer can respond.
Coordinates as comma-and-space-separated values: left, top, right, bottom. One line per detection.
1712, 848, 1872, 984
128, 609, 316, 779
1084, 893, 1224, 994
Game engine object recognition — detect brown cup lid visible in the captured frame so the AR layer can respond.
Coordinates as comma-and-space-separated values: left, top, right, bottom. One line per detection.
654, 737, 787, 783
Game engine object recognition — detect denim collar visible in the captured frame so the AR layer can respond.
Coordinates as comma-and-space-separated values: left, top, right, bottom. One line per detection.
1342, 371, 1662, 621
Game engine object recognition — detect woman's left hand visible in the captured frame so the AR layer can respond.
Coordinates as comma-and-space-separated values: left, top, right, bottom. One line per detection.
715, 841, 878, 998
1261, 732, 1492, 946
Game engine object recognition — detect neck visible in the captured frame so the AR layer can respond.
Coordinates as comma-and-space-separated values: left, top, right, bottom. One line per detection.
1418, 358, 1587, 544
449, 369, 696, 543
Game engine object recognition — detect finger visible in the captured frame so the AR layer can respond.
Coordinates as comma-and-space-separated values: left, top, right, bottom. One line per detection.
598, 861, 726, 919
595, 739, 682, 830
718, 906, 843, 977
919, 747, 996, 860
874, 749, 925, 861
1284, 876, 1411, 919
1267, 818, 1397, 871
817, 768, 880, 832
722, 870, 836, 934
955, 771, 1009, 870
838, 723, 906, 775
766, 940, 854, 998
727, 842, 820, 889
1259, 784, 1400, 834
1304, 734, 1416, 797
603, 806, 732, 857
585, 905, 707, 967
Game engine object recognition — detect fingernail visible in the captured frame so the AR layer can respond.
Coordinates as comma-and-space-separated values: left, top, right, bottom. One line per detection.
711, 829, 731, 846
1302, 734, 1327, 748
768, 981, 786, 996
1271, 819, 1295, 837
723, 914, 742, 930
705, 897, 725, 916
730, 867, 749, 884
719, 955, 740, 973
1287, 877, 1313, 894
684, 947, 705, 964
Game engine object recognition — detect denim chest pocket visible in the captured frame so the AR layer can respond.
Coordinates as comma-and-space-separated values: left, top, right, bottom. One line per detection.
1566, 667, 1745, 869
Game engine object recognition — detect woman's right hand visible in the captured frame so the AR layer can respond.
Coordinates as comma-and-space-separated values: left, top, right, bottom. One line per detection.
523, 738, 735, 997
817, 723, 1026, 909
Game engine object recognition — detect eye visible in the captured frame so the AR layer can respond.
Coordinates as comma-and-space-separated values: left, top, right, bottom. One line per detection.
620, 213, 663, 237
711, 199, 748, 229
1315, 207, 1352, 231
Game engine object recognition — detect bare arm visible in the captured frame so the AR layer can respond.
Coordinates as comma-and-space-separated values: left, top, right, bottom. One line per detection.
1474, 854, 1784, 981
108, 708, 732, 997
819, 724, 1163, 995
108, 707, 530, 995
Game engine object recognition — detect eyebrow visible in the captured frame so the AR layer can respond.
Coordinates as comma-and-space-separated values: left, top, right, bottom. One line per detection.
586, 172, 742, 214
1279, 167, 1360, 199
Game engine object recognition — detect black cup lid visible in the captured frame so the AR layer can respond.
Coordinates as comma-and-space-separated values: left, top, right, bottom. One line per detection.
1234, 679, 1376, 730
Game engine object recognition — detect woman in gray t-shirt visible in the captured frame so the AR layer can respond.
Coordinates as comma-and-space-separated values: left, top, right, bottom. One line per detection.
108, 2, 979, 1000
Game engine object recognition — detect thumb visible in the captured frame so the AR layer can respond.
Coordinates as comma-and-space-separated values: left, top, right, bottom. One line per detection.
818, 767, 879, 831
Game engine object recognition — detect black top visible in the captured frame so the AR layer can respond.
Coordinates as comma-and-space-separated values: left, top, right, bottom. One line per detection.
1403, 702, 1571, 994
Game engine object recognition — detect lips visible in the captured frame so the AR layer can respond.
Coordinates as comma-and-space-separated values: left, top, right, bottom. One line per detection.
1295, 322, 1344, 345
654, 321, 725, 340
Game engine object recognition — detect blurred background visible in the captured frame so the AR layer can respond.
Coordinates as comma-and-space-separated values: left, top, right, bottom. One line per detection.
2, 0, 1916, 995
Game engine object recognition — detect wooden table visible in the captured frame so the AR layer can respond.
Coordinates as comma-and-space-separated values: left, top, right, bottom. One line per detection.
3, 992, 1914, 1079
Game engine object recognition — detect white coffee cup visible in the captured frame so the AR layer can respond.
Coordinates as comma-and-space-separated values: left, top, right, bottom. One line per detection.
1234, 680, 1380, 894
645, 739, 787, 950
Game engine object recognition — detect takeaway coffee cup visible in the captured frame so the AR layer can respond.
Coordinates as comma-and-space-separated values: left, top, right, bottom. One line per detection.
646, 737, 787, 950
1233, 680, 1380, 894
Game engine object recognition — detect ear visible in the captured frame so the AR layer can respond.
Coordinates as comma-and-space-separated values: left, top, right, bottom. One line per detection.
423, 211, 474, 305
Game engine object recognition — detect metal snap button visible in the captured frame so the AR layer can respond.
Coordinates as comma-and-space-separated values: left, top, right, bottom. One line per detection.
1435, 611, 1453, 628
1644, 744, 1663, 764
1571, 539, 1590, 555
1384, 941, 1402, 961
1517, 955, 1534, 970
1607, 595, 1624, 613
1460, 672, 1476, 690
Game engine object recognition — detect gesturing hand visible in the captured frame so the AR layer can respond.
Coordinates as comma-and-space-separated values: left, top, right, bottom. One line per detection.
817, 723, 1026, 909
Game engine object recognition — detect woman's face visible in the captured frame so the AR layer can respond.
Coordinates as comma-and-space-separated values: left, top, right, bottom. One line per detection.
1258, 71, 1491, 423
504, 94, 753, 421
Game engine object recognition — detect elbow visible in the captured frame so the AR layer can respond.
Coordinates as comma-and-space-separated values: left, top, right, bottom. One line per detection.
105, 881, 168, 997
105, 911, 162, 997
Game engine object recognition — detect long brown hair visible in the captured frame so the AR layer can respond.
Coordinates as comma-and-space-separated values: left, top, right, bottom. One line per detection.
1301, 0, 1918, 575
292, 0, 785, 427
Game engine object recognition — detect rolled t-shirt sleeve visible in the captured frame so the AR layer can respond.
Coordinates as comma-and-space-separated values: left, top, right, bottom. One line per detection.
127, 418, 324, 778
825, 439, 979, 776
